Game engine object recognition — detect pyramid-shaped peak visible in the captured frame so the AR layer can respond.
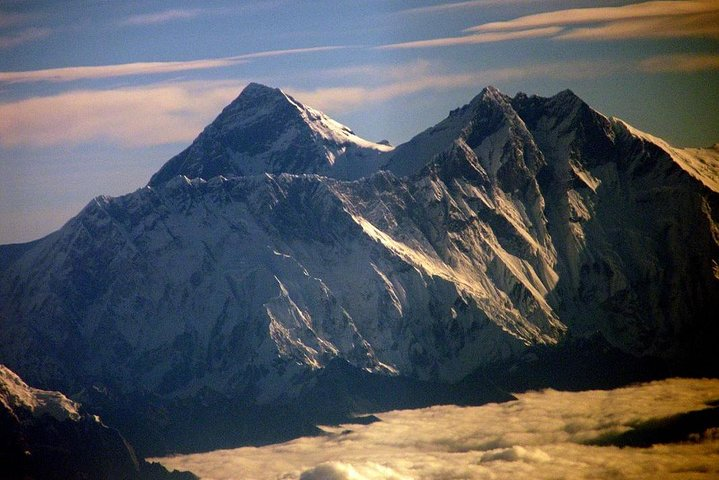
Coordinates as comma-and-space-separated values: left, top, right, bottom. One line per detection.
481, 85, 503, 96
463, 85, 516, 116
242, 82, 281, 96
554, 88, 578, 98
148, 82, 392, 186
550, 88, 585, 106
221, 82, 296, 115
236, 82, 297, 102
384, 85, 532, 178
232, 82, 297, 105
474, 85, 510, 104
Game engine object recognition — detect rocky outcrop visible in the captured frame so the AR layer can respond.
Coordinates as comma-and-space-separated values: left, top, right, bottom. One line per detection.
0, 365, 196, 480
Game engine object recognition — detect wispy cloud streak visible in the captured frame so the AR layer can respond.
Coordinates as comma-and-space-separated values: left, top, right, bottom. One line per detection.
119, 3, 283, 26
0, 58, 245, 84
2, 46, 711, 150
120, 8, 202, 26
0, 27, 49, 49
4, 52, 689, 149
232, 45, 347, 60
398, 0, 538, 15
556, 13, 719, 40
465, 0, 719, 32
0, 59, 600, 149
639, 53, 719, 73
385, 0, 719, 49
378, 26, 560, 49
0, 46, 347, 84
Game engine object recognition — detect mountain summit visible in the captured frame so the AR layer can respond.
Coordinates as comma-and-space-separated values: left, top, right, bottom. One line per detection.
1, 84, 717, 454
149, 82, 392, 185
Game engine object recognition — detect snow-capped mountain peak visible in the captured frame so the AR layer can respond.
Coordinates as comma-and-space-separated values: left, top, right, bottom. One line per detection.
383, 84, 536, 179
0, 365, 80, 422
148, 82, 392, 186
1, 85, 717, 455
475, 84, 509, 104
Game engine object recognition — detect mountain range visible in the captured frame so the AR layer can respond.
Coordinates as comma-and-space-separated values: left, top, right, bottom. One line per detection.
1, 82, 717, 456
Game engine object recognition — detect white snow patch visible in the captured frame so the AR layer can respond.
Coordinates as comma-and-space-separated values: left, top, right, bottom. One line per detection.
615, 118, 719, 193
0, 365, 80, 422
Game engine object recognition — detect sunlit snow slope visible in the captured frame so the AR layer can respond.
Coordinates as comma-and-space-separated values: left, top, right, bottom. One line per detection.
1, 84, 717, 405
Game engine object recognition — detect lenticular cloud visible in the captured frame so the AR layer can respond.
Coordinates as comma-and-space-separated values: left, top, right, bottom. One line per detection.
155, 378, 719, 479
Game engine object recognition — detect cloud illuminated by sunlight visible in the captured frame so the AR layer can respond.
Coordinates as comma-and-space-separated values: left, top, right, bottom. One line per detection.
0, 81, 245, 148
384, 0, 719, 49
3, 60, 607, 148
378, 26, 561, 49
1, 47, 714, 150
118, 3, 284, 27
398, 0, 539, 15
0, 58, 246, 84
0, 46, 346, 84
465, 0, 719, 32
154, 378, 719, 480
3, 50, 701, 150
639, 53, 719, 73
556, 13, 719, 40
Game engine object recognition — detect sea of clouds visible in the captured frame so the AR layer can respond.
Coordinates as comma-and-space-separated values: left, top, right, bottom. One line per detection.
154, 378, 719, 479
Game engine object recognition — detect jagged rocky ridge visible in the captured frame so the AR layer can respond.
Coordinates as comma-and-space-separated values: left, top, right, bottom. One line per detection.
0, 365, 196, 479
0, 83, 718, 449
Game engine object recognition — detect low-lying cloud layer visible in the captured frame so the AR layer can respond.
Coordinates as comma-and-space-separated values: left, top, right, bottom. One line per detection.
155, 378, 719, 479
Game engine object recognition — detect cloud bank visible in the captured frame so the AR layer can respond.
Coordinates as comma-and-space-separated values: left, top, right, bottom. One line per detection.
154, 378, 719, 480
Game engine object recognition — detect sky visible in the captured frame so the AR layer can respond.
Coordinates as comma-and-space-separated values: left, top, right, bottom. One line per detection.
1, 0, 718, 244
154, 378, 719, 479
